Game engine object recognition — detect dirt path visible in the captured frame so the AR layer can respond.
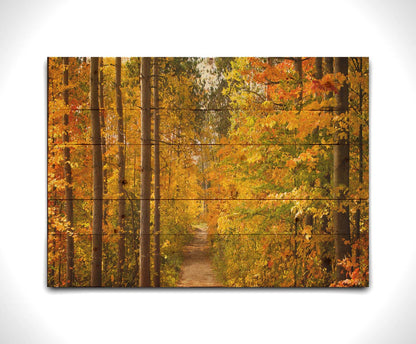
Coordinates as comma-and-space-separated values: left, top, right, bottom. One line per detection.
177, 223, 222, 287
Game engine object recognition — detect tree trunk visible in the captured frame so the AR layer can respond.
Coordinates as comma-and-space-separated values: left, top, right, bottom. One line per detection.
58, 252, 62, 286
315, 57, 323, 79
324, 57, 334, 108
306, 57, 324, 225
354, 57, 364, 259
116, 57, 126, 286
90, 57, 103, 287
139, 57, 152, 287
99, 57, 108, 212
294, 57, 309, 285
63, 57, 75, 287
153, 58, 161, 287
132, 199, 140, 286
266, 57, 273, 101
324, 57, 334, 76
333, 57, 351, 281
49, 180, 57, 286
131, 152, 139, 286
293, 217, 299, 287
319, 57, 334, 283
99, 57, 109, 285
294, 57, 303, 107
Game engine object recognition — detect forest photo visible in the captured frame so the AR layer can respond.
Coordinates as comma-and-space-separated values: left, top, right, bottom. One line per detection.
47, 57, 369, 288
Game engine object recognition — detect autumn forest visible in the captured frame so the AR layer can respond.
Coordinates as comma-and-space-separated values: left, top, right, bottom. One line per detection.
47, 57, 369, 287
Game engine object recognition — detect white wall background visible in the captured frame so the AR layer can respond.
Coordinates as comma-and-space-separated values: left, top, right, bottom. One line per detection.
0, 0, 415, 343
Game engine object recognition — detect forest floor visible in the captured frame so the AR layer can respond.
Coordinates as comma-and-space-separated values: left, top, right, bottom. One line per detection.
177, 223, 222, 287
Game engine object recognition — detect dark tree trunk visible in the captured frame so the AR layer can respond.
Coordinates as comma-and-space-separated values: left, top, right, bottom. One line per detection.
132, 199, 140, 286
63, 57, 75, 287
131, 153, 139, 286
58, 252, 62, 286
293, 217, 299, 287
116, 57, 126, 286
315, 57, 323, 79
294, 57, 303, 107
49, 180, 57, 286
354, 57, 364, 259
311, 56, 324, 138
266, 57, 274, 101
139, 57, 152, 287
49, 71, 56, 288
324, 57, 334, 76
292, 57, 304, 286
90, 57, 103, 287
333, 57, 351, 281
99, 57, 108, 215
153, 58, 161, 287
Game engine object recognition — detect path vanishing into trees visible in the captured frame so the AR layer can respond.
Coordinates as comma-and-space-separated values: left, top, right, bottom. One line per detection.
177, 224, 222, 287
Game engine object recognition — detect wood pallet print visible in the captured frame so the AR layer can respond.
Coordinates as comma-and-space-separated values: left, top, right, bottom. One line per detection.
47, 57, 369, 287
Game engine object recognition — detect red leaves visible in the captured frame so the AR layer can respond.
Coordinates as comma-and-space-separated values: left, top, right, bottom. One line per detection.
310, 79, 338, 95
69, 99, 81, 114
351, 268, 360, 280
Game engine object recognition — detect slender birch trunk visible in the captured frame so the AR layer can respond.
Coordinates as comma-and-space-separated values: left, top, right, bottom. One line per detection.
99, 57, 110, 285
153, 58, 161, 287
139, 57, 152, 287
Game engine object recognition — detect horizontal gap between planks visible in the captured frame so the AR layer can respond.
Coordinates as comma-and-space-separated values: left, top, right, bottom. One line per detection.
49, 107, 342, 112
47, 233, 355, 236
49, 198, 368, 201
49, 142, 368, 147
